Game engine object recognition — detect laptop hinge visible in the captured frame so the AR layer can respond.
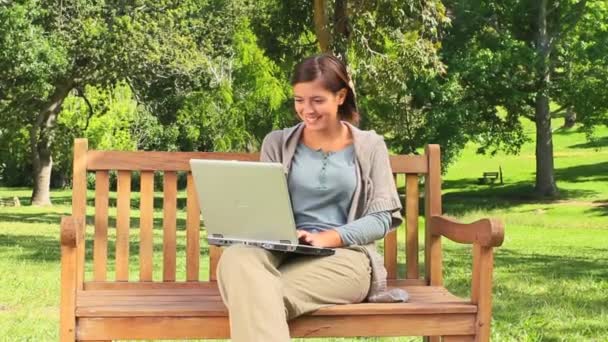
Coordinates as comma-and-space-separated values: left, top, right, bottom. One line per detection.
211, 234, 224, 238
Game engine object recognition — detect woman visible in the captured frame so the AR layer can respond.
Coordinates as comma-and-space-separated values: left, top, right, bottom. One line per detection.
217, 54, 406, 342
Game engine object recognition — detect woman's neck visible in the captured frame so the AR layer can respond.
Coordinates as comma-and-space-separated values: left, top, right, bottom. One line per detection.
301, 121, 352, 152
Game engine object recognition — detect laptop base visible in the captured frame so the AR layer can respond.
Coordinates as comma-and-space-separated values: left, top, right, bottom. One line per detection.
208, 237, 335, 256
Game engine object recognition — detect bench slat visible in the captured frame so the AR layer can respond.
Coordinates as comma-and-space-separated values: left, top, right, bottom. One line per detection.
86, 150, 427, 174
75, 285, 475, 317
81, 278, 427, 291
116, 170, 131, 281
406, 173, 420, 279
186, 173, 200, 281
209, 246, 221, 281
384, 174, 399, 279
93, 171, 109, 281
163, 171, 178, 282
139, 171, 154, 281
77, 314, 475, 340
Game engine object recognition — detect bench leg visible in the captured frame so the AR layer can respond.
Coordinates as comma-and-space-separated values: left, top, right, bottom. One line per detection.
424, 337, 441, 342
443, 336, 475, 342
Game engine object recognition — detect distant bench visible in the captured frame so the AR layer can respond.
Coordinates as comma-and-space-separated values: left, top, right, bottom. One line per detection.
0, 197, 20, 207
478, 167, 503, 185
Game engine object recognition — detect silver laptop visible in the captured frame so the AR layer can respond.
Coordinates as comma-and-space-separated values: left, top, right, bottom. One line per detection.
189, 159, 335, 256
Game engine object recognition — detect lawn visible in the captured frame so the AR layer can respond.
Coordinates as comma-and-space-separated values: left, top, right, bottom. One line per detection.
0, 120, 607, 341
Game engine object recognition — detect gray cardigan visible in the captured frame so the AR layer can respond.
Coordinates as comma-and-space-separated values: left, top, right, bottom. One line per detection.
260, 121, 408, 302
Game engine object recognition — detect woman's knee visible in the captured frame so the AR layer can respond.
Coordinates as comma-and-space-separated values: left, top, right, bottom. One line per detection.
216, 245, 278, 281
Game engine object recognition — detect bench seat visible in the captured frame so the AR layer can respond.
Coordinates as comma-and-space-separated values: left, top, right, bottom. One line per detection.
74, 282, 478, 340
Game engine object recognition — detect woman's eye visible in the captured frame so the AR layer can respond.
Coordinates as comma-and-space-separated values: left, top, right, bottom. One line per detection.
314, 99, 324, 104
294, 99, 303, 103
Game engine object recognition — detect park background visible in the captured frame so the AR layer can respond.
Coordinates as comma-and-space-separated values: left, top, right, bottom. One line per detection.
0, 0, 606, 341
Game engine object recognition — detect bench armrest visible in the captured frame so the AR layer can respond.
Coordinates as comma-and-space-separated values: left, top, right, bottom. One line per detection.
61, 216, 83, 248
429, 215, 504, 247
428, 215, 503, 339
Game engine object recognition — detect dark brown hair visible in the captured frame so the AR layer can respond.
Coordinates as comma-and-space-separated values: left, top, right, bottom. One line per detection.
291, 54, 360, 126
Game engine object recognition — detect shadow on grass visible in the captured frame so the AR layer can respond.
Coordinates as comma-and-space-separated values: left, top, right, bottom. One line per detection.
569, 136, 608, 149
555, 161, 608, 183
438, 160, 608, 216
441, 182, 597, 216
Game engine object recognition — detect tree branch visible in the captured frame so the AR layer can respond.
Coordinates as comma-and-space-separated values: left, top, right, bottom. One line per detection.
76, 87, 94, 131
548, 0, 588, 51
550, 104, 569, 116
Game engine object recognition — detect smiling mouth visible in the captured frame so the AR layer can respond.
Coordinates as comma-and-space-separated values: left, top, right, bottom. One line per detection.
304, 114, 321, 124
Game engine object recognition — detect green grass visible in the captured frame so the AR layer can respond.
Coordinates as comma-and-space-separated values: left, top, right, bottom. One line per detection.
1, 119, 607, 341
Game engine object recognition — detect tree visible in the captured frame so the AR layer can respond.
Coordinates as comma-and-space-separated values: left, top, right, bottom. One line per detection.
0, 0, 237, 205
252, 0, 465, 164
442, 0, 608, 196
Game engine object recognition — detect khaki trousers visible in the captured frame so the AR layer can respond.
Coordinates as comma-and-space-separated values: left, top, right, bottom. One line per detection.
216, 244, 372, 342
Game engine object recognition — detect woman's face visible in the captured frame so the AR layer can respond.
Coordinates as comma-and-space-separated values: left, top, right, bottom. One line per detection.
293, 78, 346, 131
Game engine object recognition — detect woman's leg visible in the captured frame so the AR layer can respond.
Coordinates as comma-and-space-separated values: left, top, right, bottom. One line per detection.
216, 244, 289, 342
279, 248, 371, 320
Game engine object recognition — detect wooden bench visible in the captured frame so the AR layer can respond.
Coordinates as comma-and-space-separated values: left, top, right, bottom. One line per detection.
60, 138, 504, 341
478, 168, 503, 185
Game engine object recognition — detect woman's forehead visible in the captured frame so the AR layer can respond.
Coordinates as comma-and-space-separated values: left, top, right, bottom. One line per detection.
293, 79, 333, 97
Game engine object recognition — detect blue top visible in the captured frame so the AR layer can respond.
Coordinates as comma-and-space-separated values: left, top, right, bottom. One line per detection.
288, 143, 391, 246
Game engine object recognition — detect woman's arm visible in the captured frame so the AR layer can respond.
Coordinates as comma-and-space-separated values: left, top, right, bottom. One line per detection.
297, 211, 391, 248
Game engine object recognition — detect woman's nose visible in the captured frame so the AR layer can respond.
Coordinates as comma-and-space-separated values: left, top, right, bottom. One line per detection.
301, 102, 315, 114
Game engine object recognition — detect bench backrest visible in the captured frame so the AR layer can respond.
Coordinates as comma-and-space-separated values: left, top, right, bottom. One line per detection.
71, 139, 442, 290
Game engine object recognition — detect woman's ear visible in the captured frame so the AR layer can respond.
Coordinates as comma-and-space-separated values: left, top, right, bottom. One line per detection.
337, 87, 348, 105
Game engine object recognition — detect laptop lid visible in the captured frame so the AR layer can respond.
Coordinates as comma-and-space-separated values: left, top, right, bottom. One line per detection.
189, 159, 299, 244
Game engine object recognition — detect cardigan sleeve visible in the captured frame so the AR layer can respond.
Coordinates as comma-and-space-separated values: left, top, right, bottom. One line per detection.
364, 139, 403, 230
260, 131, 282, 163
334, 211, 391, 246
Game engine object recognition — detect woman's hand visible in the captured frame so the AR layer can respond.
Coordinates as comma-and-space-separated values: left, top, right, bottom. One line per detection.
297, 229, 343, 248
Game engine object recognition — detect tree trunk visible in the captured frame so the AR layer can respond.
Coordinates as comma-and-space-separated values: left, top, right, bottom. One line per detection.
333, 0, 350, 60
313, 0, 330, 52
30, 80, 74, 206
534, 0, 558, 197
563, 107, 576, 128
534, 92, 558, 197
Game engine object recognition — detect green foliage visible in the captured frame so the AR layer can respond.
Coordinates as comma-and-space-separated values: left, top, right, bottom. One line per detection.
442, 0, 608, 154
174, 19, 291, 152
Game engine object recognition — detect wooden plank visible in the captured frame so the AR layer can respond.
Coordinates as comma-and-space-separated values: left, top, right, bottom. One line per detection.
77, 284, 460, 299
430, 215, 504, 247
384, 174, 399, 279
86, 150, 427, 174
424, 144, 443, 286
406, 173, 419, 279
186, 173, 200, 281
77, 314, 475, 340
163, 171, 177, 282
76, 301, 476, 317
60, 217, 78, 342
87, 151, 260, 171
209, 246, 222, 281
72, 139, 88, 289
139, 171, 154, 281
443, 335, 475, 341
471, 244, 481, 303
81, 278, 427, 291
390, 154, 428, 174
77, 296, 224, 305
473, 246, 495, 341
115, 170, 131, 281
291, 314, 475, 337
93, 171, 109, 281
